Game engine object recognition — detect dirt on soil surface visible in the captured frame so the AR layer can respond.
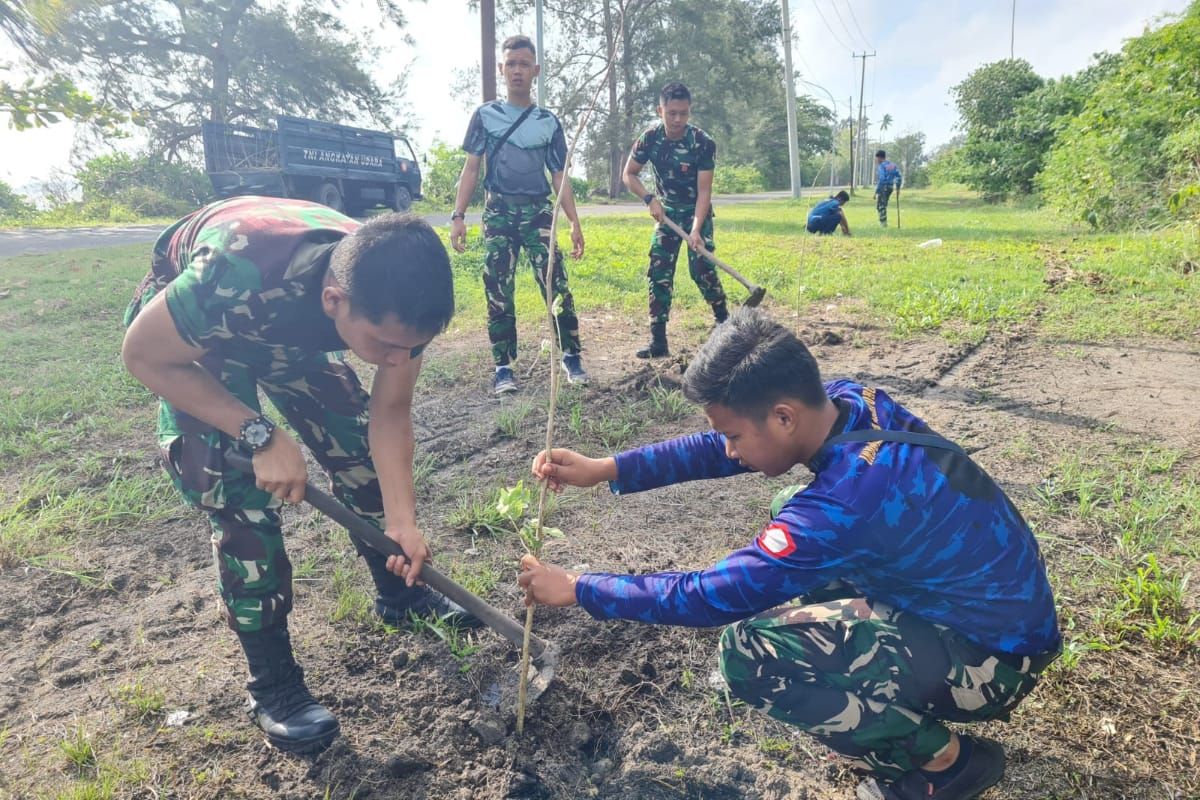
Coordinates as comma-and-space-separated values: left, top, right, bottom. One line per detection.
2, 305, 1198, 800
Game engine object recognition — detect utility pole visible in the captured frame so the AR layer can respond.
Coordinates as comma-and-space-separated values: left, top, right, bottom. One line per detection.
852, 51, 874, 188
481, 0, 496, 102
536, 0, 545, 106
847, 95, 854, 196
1010, 0, 1016, 59
780, 0, 801, 198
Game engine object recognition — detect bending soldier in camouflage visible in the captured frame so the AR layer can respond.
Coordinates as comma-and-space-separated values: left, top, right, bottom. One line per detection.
122, 195, 480, 754
520, 308, 1061, 800
451, 34, 588, 395
623, 81, 728, 359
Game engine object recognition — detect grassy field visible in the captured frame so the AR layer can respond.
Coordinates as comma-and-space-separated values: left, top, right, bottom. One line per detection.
1, 189, 1198, 799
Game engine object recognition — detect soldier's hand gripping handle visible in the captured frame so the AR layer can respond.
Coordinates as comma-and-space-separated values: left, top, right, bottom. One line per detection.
252, 429, 308, 504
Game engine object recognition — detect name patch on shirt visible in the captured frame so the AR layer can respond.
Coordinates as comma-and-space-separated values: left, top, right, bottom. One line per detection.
757, 524, 796, 558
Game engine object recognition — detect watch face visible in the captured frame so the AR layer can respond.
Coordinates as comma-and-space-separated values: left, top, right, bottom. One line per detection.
244, 421, 272, 448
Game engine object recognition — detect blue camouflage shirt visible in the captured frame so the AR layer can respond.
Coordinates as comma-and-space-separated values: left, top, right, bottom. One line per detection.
876, 160, 902, 194
808, 198, 843, 227
575, 380, 1060, 656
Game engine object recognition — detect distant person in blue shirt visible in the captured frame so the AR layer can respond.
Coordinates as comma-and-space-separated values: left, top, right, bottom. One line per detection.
875, 149, 902, 227
806, 190, 851, 236
519, 308, 1060, 800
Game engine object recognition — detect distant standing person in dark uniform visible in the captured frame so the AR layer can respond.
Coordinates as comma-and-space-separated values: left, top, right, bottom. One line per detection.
450, 34, 588, 395
807, 190, 852, 236
623, 82, 728, 359
874, 149, 902, 227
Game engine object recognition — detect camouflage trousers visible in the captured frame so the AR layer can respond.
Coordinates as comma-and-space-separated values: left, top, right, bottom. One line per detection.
481, 196, 581, 366
719, 588, 1056, 779
876, 188, 893, 225
158, 352, 397, 633
647, 205, 726, 324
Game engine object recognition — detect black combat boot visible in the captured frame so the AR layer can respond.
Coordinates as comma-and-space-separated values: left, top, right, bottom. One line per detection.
237, 624, 340, 754
712, 300, 729, 324
635, 322, 669, 359
359, 546, 483, 629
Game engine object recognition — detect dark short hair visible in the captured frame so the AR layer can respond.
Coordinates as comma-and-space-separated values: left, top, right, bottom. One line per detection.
659, 82, 691, 106
683, 308, 826, 417
835, 190, 850, 202
330, 213, 455, 335
875, 149, 886, 159
502, 35, 536, 58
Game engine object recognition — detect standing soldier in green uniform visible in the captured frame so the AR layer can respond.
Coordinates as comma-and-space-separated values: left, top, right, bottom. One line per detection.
122, 196, 479, 755
623, 81, 728, 359
451, 34, 588, 395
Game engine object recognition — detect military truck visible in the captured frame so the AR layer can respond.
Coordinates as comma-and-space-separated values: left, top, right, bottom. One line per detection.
201, 115, 422, 214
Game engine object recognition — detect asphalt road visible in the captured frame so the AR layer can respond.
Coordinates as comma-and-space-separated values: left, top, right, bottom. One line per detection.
0, 190, 823, 258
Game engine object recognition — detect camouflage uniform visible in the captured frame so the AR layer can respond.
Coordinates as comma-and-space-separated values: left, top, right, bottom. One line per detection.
719, 570, 1053, 779
463, 101, 582, 366
125, 196, 391, 633
481, 196, 580, 366
630, 123, 726, 323
576, 382, 1061, 781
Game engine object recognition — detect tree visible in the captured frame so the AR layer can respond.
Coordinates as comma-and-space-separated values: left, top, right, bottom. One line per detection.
1041, 2, 1200, 228
0, 177, 35, 219
950, 58, 1043, 200
32, 0, 411, 159
499, 0, 824, 193
1, 0, 124, 131
884, 131, 926, 182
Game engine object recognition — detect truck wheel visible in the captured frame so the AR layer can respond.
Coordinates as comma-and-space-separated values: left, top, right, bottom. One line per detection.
316, 182, 343, 212
392, 186, 413, 212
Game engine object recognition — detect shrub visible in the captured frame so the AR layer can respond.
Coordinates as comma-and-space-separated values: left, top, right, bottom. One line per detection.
75, 152, 208, 216
712, 164, 765, 194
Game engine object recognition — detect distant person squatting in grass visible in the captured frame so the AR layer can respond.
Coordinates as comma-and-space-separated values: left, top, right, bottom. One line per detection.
518, 308, 1061, 800
807, 190, 852, 236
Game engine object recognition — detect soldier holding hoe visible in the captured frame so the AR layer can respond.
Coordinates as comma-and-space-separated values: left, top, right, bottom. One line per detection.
122, 198, 480, 754
623, 81, 729, 359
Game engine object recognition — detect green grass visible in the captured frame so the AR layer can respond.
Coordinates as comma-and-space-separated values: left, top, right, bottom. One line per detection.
0, 464, 177, 568
442, 189, 1200, 345
112, 680, 166, 722
1038, 444, 1198, 558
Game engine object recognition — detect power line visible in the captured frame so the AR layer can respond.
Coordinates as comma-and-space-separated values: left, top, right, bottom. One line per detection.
828, 1, 863, 52
845, 2, 872, 50
810, 0, 853, 52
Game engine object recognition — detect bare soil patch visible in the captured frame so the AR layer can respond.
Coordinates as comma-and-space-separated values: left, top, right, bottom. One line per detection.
1, 310, 1197, 800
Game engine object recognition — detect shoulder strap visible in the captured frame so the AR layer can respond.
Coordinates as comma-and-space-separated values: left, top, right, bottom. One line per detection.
825, 428, 966, 455
491, 103, 537, 155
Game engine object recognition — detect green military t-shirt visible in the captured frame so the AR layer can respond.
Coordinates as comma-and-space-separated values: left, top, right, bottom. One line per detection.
125, 196, 361, 439
629, 122, 717, 208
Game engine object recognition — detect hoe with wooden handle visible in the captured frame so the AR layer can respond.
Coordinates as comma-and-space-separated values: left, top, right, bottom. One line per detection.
224, 450, 559, 705
659, 215, 767, 307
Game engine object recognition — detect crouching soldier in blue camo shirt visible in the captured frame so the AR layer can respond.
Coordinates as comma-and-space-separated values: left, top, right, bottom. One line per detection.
519, 308, 1061, 800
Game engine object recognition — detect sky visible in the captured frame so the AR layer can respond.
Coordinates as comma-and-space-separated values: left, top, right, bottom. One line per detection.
0, 0, 1192, 194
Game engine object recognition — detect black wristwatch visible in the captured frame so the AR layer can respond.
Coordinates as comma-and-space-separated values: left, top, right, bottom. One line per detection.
238, 415, 276, 452
451, 210, 466, 221
642, 193, 655, 205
